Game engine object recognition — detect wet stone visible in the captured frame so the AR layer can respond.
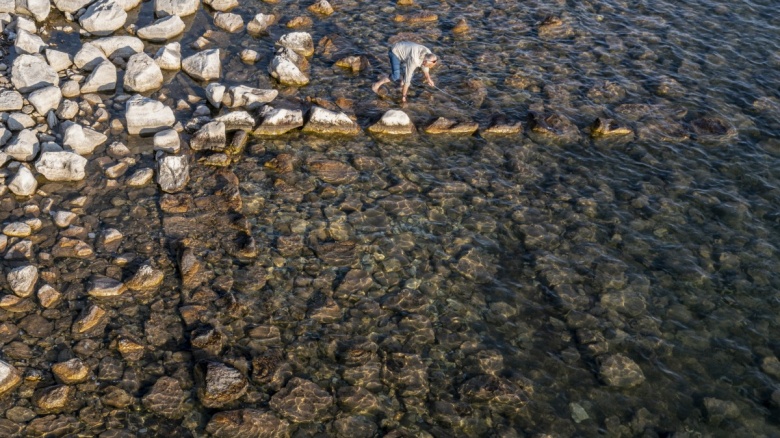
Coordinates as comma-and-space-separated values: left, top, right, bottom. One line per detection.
7, 264, 38, 297
214, 12, 243, 32
182, 49, 221, 81
308, 0, 334, 15
598, 354, 645, 388
195, 361, 248, 408
142, 376, 188, 419
0, 360, 22, 397
270, 377, 334, 423
137, 15, 186, 42
102, 386, 134, 408
538, 15, 574, 39
52, 358, 90, 384
247, 13, 275, 35
367, 109, 414, 135
125, 264, 164, 291
117, 337, 145, 361
87, 275, 126, 297
254, 106, 303, 135
52, 237, 94, 258
703, 397, 740, 424
424, 117, 478, 135
276, 32, 314, 57
157, 155, 190, 193
34, 385, 74, 412
19, 314, 53, 338
26, 415, 80, 436
527, 112, 581, 145
308, 160, 359, 184
3, 222, 32, 237
155, 0, 199, 17
206, 409, 290, 438
72, 303, 108, 334
334, 415, 378, 438
6, 406, 36, 423
459, 375, 530, 414
38, 284, 62, 308
190, 121, 226, 151
590, 117, 633, 139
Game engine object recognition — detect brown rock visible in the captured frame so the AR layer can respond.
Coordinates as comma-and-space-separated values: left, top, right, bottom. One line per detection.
117, 337, 145, 361
598, 354, 645, 388
452, 18, 469, 34
206, 409, 290, 438
286, 16, 312, 28
142, 376, 189, 419
179, 248, 203, 289
102, 386, 134, 408
590, 118, 633, 138
334, 55, 370, 73
307, 0, 333, 15
0, 360, 22, 397
125, 264, 165, 291
87, 275, 127, 297
424, 117, 478, 135
34, 385, 74, 412
308, 160, 359, 185
52, 237, 94, 258
270, 378, 333, 422
72, 304, 108, 334
52, 358, 89, 384
195, 361, 248, 408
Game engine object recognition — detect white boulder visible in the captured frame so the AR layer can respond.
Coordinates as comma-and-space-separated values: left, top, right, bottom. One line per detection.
223, 85, 277, 109
7, 265, 38, 297
155, 42, 181, 70
157, 155, 189, 193
35, 151, 88, 181
74, 43, 108, 71
182, 49, 221, 81
137, 15, 185, 41
8, 165, 38, 196
14, 29, 45, 55
28, 85, 62, 115
4, 129, 39, 161
62, 121, 108, 155
45, 49, 73, 72
124, 52, 163, 93
79, 0, 127, 36
154, 0, 198, 17
276, 32, 314, 57
11, 54, 58, 93
126, 94, 175, 135
254, 106, 303, 135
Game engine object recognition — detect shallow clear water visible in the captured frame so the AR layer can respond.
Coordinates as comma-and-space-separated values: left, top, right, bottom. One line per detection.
5, 0, 780, 436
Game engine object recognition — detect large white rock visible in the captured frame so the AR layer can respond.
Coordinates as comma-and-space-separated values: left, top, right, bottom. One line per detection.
124, 52, 163, 93
153, 129, 180, 153
268, 52, 308, 86
157, 154, 189, 193
74, 43, 108, 71
28, 85, 62, 115
253, 106, 303, 135
35, 151, 88, 181
213, 12, 242, 32
7, 113, 35, 131
223, 85, 277, 109
16, 0, 50, 21
7, 265, 38, 297
91, 36, 144, 59
368, 109, 414, 135
45, 49, 73, 72
126, 94, 175, 135
11, 54, 58, 93
276, 32, 314, 57
302, 106, 359, 135
189, 121, 226, 151
203, 0, 236, 12
116, 0, 141, 11
0, 127, 12, 146
53, 0, 93, 13
14, 29, 45, 55
0, 90, 23, 111
182, 49, 220, 81
155, 42, 181, 70
247, 13, 274, 35
205, 83, 225, 108
79, 0, 127, 36
61, 121, 107, 155
0, 361, 21, 397
8, 165, 38, 196
154, 0, 198, 17
137, 15, 185, 41
80, 60, 117, 93
5, 129, 39, 161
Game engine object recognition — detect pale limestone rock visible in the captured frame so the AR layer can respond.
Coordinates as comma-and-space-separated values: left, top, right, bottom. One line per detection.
367, 109, 414, 135
157, 154, 189, 192
206, 82, 225, 107
45, 49, 73, 72
14, 29, 45, 55
154, 0, 198, 17
153, 129, 180, 153
35, 151, 88, 181
214, 12, 242, 32
79, 0, 127, 36
155, 42, 181, 70
28, 85, 62, 115
125, 94, 175, 135
223, 85, 277, 109
127, 168, 154, 187
74, 43, 108, 71
276, 32, 314, 56
9, 165, 38, 196
53, 0, 92, 13
137, 15, 185, 42
5, 129, 39, 161
11, 54, 58, 93
247, 13, 274, 35
91, 36, 144, 59
0, 361, 21, 397
0, 90, 23, 111
124, 52, 163, 93
16, 0, 50, 21
52, 210, 77, 227
189, 121, 226, 151
302, 106, 359, 135
80, 60, 117, 94
203, 0, 236, 11
254, 106, 303, 135
61, 121, 107, 155
182, 49, 220, 81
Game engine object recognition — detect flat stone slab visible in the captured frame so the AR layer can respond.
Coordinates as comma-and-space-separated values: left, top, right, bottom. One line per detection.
302, 106, 359, 135
137, 15, 186, 42
254, 106, 303, 135
35, 151, 88, 181
126, 94, 175, 135
367, 109, 414, 135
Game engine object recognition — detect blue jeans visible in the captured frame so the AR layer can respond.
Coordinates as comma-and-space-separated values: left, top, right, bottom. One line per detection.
388, 50, 401, 83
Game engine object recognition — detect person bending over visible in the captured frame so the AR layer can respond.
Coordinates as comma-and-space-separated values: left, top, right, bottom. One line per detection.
372, 41, 438, 103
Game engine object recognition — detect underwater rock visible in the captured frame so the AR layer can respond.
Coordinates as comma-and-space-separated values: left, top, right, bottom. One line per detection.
195, 361, 248, 408
598, 354, 645, 388
424, 117, 478, 135
142, 377, 189, 419
270, 377, 334, 423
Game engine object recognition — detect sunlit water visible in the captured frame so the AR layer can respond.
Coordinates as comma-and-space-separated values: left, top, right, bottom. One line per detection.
8, 0, 780, 436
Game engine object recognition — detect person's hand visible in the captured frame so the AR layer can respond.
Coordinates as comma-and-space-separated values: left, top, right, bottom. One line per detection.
426, 78, 435, 87
401, 95, 407, 103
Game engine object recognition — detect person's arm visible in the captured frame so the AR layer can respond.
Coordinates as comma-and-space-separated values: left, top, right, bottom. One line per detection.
401, 82, 410, 103
423, 67, 434, 87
